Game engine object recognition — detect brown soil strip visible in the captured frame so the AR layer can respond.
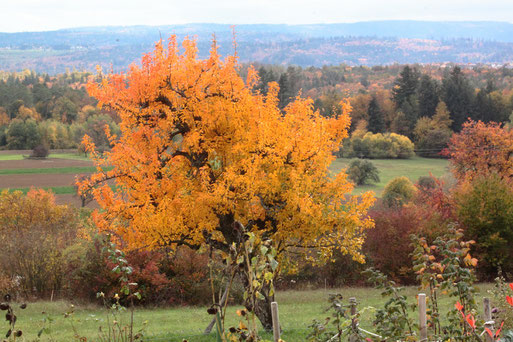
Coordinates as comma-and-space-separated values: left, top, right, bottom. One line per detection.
0, 173, 90, 188
55, 194, 100, 209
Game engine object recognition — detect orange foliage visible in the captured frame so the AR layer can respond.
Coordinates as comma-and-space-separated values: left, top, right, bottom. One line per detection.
79, 37, 374, 262
444, 120, 513, 182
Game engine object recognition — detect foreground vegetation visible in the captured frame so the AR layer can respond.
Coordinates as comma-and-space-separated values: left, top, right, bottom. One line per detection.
7, 284, 496, 341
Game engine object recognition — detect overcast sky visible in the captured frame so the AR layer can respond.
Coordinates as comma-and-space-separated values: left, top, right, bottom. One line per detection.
1, 0, 513, 32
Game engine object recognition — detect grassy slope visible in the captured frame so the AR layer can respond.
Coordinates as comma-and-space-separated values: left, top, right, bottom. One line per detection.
330, 157, 450, 196
0, 167, 102, 175
0, 153, 91, 161
3, 186, 76, 194
0, 154, 24, 161
14, 284, 493, 341
49, 153, 92, 161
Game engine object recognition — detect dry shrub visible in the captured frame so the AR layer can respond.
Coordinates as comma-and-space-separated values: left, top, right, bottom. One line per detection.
0, 189, 82, 298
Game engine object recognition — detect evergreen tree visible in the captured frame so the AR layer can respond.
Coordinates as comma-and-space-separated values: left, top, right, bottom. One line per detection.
473, 86, 509, 124
417, 74, 440, 118
392, 66, 420, 108
473, 88, 493, 122
367, 95, 385, 133
441, 66, 475, 131
401, 95, 419, 137
257, 66, 279, 96
278, 66, 301, 109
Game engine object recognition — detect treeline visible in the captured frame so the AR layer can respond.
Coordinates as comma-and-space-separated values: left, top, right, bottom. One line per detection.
3, 65, 513, 156
250, 63, 513, 157
0, 70, 118, 150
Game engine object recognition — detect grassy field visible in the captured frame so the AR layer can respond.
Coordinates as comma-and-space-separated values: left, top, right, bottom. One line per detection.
0, 154, 25, 161
3, 186, 76, 195
10, 284, 494, 341
0, 153, 91, 161
49, 153, 92, 161
0, 166, 103, 175
330, 157, 450, 196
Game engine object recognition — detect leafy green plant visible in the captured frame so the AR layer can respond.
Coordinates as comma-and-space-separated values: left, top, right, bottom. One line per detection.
38, 310, 56, 341
363, 268, 416, 340
307, 294, 365, 342
208, 222, 279, 342
347, 159, 380, 186
382, 176, 416, 207
411, 227, 481, 340
96, 240, 144, 342
488, 270, 513, 331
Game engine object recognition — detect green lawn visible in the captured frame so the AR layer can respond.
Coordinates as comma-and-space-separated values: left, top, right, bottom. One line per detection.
4, 186, 76, 195
0, 167, 103, 175
0, 154, 25, 161
330, 157, 450, 196
10, 284, 494, 341
0, 152, 91, 161
49, 153, 92, 161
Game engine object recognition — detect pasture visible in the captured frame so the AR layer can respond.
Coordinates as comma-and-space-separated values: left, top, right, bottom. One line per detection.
331, 157, 450, 196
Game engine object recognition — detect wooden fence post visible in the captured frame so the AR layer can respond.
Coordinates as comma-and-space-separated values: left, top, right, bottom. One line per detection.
349, 297, 358, 342
418, 293, 427, 342
271, 301, 280, 342
483, 297, 494, 342
349, 297, 357, 327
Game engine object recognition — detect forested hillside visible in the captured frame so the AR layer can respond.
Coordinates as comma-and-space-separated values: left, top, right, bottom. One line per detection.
2, 22, 513, 72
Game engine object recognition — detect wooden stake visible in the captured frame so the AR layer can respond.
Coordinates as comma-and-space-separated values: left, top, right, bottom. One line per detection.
349, 297, 358, 342
271, 301, 280, 342
418, 293, 427, 341
483, 297, 494, 342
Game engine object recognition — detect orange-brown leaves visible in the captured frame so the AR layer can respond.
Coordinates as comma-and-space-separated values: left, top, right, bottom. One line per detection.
79, 36, 374, 261
444, 119, 513, 182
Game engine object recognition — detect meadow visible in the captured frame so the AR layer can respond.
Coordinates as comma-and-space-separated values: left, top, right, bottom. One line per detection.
331, 157, 450, 196
7, 284, 495, 342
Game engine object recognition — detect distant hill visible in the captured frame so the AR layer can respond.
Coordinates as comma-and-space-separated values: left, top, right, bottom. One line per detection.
1, 21, 513, 73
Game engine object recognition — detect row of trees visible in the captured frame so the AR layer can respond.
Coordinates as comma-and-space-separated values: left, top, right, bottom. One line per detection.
254, 63, 513, 158
0, 70, 118, 150
288, 119, 513, 288
2, 64, 513, 159
0, 113, 118, 150
0, 189, 213, 306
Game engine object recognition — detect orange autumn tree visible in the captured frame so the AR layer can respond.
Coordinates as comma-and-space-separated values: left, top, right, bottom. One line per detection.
79, 37, 374, 328
443, 119, 513, 182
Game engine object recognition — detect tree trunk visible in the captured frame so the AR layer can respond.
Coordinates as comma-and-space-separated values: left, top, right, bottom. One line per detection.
240, 271, 275, 331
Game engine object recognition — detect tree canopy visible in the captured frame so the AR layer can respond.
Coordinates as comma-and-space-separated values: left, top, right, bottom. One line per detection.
79, 37, 375, 264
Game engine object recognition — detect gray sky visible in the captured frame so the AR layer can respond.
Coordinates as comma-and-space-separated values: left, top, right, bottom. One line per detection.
1, 0, 513, 32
